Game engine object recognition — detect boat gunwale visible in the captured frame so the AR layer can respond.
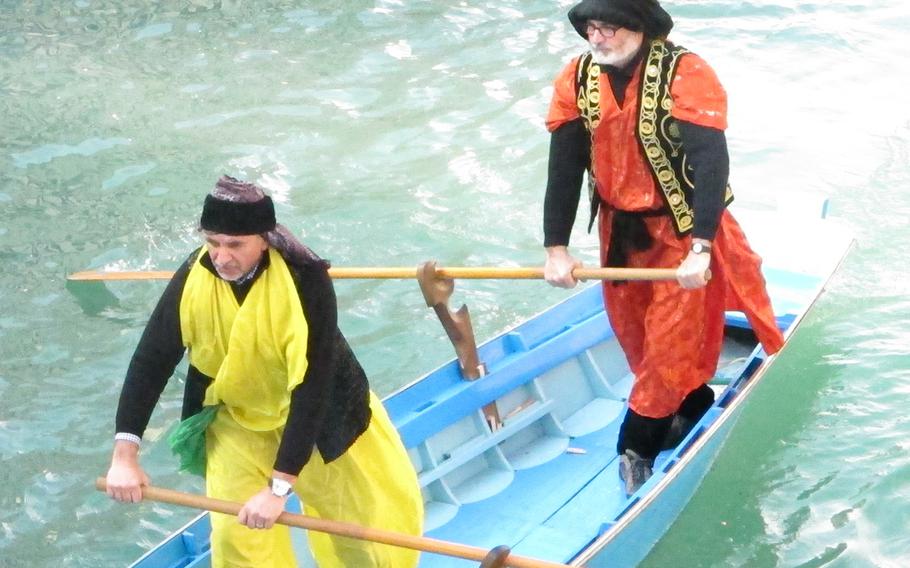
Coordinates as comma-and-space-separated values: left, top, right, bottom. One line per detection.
128, 511, 209, 568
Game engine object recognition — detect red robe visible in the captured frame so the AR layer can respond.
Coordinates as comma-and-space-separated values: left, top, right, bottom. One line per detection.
547, 52, 784, 418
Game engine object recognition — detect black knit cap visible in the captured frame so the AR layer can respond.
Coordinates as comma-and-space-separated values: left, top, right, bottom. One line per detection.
568, 0, 673, 39
199, 175, 277, 236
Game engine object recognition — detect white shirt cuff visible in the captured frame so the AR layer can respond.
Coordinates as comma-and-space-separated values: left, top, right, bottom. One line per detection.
114, 432, 142, 446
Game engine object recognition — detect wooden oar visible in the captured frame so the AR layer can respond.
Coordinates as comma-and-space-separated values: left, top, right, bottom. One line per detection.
69, 266, 678, 281
95, 479, 569, 568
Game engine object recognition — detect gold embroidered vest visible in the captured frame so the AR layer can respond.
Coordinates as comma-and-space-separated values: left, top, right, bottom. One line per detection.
576, 39, 734, 236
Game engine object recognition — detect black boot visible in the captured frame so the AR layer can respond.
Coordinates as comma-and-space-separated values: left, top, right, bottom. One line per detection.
617, 409, 672, 496
619, 449, 653, 496
661, 383, 715, 450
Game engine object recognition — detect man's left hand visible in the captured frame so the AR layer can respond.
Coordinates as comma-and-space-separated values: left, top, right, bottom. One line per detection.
237, 488, 288, 530
677, 247, 712, 289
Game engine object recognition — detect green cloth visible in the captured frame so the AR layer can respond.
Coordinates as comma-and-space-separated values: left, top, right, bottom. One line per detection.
167, 405, 220, 477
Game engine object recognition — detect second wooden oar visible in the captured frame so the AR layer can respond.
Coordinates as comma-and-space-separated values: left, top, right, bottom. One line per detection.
95, 479, 569, 568
69, 266, 678, 281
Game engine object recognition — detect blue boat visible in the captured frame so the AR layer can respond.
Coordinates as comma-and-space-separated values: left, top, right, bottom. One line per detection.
124, 205, 853, 568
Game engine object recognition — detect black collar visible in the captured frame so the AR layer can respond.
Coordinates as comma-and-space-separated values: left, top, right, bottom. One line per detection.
600, 44, 648, 107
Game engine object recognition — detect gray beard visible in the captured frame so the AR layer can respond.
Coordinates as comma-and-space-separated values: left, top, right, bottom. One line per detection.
590, 42, 637, 67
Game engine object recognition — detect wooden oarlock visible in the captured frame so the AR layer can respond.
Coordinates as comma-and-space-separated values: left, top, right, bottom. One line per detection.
481, 545, 516, 568
417, 261, 502, 431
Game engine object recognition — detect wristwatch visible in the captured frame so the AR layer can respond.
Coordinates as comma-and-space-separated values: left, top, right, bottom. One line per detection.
690, 242, 712, 255
269, 477, 294, 498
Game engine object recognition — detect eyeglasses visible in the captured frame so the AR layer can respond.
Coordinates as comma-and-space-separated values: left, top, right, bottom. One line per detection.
585, 22, 619, 38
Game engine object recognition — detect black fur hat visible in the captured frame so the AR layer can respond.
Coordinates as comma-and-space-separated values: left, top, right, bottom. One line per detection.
568, 0, 673, 39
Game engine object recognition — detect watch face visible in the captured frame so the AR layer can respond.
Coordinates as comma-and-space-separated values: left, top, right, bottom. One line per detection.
270, 478, 292, 496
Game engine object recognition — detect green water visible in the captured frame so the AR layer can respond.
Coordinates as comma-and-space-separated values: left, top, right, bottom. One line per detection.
1, 1, 908, 566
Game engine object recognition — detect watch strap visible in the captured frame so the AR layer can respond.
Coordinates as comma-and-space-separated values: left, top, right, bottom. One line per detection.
691, 242, 712, 254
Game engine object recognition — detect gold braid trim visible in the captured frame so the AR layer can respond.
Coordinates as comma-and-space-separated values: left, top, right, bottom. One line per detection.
637, 39, 734, 236
638, 39, 694, 234
576, 52, 601, 132
575, 52, 602, 231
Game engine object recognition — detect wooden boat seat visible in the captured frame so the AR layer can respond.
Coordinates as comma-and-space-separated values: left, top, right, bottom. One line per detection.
423, 406, 626, 563
389, 289, 610, 448
408, 330, 633, 531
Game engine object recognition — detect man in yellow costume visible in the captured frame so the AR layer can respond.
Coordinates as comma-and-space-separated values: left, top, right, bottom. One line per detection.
105, 176, 423, 567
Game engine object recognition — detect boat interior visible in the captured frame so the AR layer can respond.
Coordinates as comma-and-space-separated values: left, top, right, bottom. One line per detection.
386, 284, 771, 566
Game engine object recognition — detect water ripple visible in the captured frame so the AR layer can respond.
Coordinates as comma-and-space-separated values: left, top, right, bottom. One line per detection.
134, 23, 173, 41
2, 1, 910, 567
11, 137, 131, 168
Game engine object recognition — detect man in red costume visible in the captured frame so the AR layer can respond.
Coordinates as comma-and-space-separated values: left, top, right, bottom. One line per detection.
542, 0, 785, 495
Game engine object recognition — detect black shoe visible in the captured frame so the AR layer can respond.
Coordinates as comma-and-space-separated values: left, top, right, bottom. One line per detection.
660, 414, 696, 450
619, 449, 653, 496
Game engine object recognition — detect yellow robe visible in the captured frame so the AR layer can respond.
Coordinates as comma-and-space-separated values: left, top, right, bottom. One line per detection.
180, 248, 423, 567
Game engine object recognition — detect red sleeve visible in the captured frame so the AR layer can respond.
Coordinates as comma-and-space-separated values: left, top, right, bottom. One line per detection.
670, 53, 727, 130
545, 57, 582, 132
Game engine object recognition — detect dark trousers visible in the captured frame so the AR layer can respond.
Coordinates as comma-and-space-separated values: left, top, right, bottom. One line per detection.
617, 383, 714, 459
